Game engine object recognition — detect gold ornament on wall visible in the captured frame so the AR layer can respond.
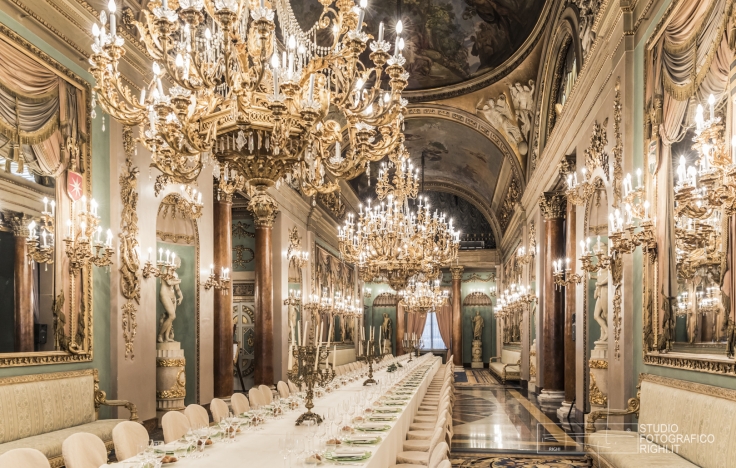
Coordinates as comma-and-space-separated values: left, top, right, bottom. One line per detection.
119, 126, 140, 360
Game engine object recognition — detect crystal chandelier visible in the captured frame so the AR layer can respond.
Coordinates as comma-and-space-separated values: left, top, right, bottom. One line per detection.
494, 283, 536, 318
89, 0, 409, 201
398, 276, 448, 315
337, 152, 459, 290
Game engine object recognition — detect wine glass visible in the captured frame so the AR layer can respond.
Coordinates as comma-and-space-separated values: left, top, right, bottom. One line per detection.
279, 437, 290, 468
196, 426, 209, 457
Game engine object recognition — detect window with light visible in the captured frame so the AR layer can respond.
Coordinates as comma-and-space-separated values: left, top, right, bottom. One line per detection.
420, 312, 447, 350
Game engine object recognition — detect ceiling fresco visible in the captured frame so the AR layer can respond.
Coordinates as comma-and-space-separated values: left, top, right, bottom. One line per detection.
289, 0, 546, 91
349, 117, 505, 205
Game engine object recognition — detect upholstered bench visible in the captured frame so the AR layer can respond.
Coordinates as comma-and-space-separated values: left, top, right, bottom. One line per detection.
488, 349, 520, 383
586, 373, 736, 468
0, 369, 137, 468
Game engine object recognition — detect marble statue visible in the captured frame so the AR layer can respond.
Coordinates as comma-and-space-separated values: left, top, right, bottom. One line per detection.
288, 303, 297, 341
158, 256, 183, 343
381, 313, 392, 342
472, 310, 484, 340
593, 269, 609, 342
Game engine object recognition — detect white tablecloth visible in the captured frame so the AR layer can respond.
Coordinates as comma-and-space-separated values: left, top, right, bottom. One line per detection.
118, 355, 440, 467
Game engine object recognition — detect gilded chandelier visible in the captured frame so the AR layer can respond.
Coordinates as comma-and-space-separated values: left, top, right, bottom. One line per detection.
495, 283, 536, 318
89, 0, 409, 200
337, 152, 460, 290
398, 277, 449, 315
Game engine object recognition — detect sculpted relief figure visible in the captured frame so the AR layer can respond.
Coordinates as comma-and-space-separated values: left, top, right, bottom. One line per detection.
476, 81, 536, 157
158, 256, 183, 343
593, 269, 609, 343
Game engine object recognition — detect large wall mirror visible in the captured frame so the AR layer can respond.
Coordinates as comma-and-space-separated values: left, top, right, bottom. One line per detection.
642, 0, 734, 374
0, 26, 92, 366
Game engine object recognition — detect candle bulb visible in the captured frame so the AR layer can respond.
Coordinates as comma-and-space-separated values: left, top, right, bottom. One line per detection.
158, 247, 163, 262
43, 197, 48, 213
356, 0, 366, 32
108, 0, 117, 37
378, 22, 384, 42
708, 94, 715, 121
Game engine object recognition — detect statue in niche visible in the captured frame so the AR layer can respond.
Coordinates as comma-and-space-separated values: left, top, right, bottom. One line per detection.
593, 269, 609, 343
158, 256, 183, 343
287, 302, 298, 342
472, 310, 484, 341
381, 313, 392, 342
344, 316, 354, 342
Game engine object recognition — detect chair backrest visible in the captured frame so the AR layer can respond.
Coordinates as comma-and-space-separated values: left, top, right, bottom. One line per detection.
427, 426, 444, 456
184, 404, 209, 429
428, 443, 450, 468
276, 381, 290, 398
248, 387, 264, 407
259, 384, 273, 404
287, 380, 299, 393
436, 461, 452, 468
112, 420, 149, 461
0, 448, 50, 468
162, 410, 191, 444
231, 392, 250, 415
61, 432, 107, 468
210, 398, 230, 423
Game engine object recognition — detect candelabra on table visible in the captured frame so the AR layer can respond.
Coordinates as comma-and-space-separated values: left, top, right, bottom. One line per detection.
357, 338, 384, 386
402, 336, 423, 361
287, 345, 335, 425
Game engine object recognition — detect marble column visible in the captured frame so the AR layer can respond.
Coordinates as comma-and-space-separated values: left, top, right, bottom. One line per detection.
560, 199, 577, 424
249, 192, 278, 386
11, 215, 33, 352
450, 265, 464, 366
538, 192, 566, 412
213, 196, 233, 397
396, 305, 405, 356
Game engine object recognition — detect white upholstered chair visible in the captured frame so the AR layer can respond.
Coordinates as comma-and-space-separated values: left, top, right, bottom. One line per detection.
231, 392, 250, 415
259, 385, 274, 404
112, 421, 149, 461
61, 433, 107, 468
210, 398, 230, 423
287, 380, 299, 393
276, 381, 290, 398
390, 441, 448, 468
162, 411, 191, 444
184, 404, 209, 429
0, 448, 50, 468
248, 387, 264, 407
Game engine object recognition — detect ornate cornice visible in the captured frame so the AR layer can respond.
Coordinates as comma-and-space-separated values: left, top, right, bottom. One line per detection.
643, 354, 736, 377
538, 192, 567, 220
589, 359, 608, 369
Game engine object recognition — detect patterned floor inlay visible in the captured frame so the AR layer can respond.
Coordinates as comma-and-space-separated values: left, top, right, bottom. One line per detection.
451, 386, 583, 453
455, 368, 502, 386
450, 453, 590, 467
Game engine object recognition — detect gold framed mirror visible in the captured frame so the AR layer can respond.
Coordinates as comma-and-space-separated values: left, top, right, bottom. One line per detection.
0, 25, 93, 367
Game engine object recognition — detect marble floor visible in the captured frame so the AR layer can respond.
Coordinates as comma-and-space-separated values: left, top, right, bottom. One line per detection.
451, 369, 584, 455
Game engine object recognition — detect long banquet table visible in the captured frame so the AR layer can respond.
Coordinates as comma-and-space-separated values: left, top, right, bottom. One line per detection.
118, 354, 440, 467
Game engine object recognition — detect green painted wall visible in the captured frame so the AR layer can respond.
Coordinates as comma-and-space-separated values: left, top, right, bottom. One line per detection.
0, 14, 112, 416
363, 282, 397, 353
156, 242, 197, 405
632, 3, 736, 394
231, 211, 255, 272
460, 275, 496, 365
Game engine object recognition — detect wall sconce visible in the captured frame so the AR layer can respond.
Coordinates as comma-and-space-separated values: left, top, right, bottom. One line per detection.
63, 196, 114, 275
565, 167, 599, 205
27, 198, 55, 267
552, 258, 582, 289
142, 247, 177, 281
579, 235, 612, 274
608, 168, 656, 258
179, 184, 204, 219
203, 264, 231, 294
516, 245, 535, 265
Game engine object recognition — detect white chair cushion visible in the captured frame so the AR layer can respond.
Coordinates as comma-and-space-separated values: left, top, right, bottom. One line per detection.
0, 448, 50, 468
112, 421, 148, 461
61, 432, 107, 468
161, 411, 190, 444
587, 431, 698, 468
210, 398, 229, 423
231, 393, 250, 415
396, 451, 429, 465
184, 404, 209, 429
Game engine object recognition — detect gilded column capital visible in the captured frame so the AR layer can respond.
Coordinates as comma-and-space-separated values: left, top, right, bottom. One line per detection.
248, 192, 279, 228
557, 155, 576, 178
538, 192, 566, 220
10, 213, 31, 237
450, 265, 464, 281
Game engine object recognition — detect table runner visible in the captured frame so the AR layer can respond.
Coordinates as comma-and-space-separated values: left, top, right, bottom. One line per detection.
115, 355, 440, 467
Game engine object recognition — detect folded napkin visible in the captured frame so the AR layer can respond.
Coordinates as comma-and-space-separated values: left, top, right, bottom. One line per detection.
359, 423, 388, 429
347, 435, 379, 442
335, 448, 366, 455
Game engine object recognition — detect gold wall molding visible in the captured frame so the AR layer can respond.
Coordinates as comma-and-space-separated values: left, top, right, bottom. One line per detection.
589, 372, 608, 406
119, 126, 140, 360
462, 273, 496, 283
589, 359, 608, 369
233, 245, 255, 268
232, 220, 255, 239
643, 354, 736, 376
611, 78, 623, 207
157, 358, 186, 367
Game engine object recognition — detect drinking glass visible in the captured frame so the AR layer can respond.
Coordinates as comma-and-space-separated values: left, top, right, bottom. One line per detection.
279, 437, 290, 468
197, 427, 210, 456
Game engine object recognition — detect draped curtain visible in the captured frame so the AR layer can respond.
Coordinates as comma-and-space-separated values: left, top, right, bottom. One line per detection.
406, 312, 428, 344
647, 0, 734, 350
436, 301, 453, 349
0, 35, 86, 177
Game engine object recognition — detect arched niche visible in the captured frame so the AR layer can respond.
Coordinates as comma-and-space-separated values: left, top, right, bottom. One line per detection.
156, 193, 200, 405
370, 292, 398, 354
462, 292, 495, 364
